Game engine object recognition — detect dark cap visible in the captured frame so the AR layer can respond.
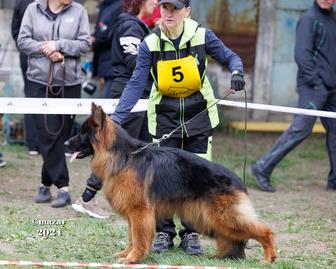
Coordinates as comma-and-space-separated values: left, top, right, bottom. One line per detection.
158, 0, 190, 9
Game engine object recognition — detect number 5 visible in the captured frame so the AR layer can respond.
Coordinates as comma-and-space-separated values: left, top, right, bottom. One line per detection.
172, 66, 184, 82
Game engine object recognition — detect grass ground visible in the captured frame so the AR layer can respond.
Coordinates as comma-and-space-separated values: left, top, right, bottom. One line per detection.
0, 130, 335, 269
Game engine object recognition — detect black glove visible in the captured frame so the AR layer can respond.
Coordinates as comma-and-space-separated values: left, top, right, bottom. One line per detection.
231, 73, 245, 91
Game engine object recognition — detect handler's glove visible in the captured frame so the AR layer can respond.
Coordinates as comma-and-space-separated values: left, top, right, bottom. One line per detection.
230, 70, 245, 91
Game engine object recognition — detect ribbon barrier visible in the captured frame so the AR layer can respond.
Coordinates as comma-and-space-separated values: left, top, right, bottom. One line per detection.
0, 97, 335, 118
0, 260, 259, 269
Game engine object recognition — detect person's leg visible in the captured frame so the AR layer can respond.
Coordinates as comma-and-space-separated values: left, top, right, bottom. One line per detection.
320, 91, 336, 191
252, 85, 329, 192
175, 132, 212, 255
20, 53, 39, 154
26, 81, 53, 203
151, 137, 181, 252
102, 77, 113, 98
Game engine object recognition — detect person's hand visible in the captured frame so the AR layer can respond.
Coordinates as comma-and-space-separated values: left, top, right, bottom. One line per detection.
231, 73, 245, 91
48, 51, 64, 63
41, 41, 57, 57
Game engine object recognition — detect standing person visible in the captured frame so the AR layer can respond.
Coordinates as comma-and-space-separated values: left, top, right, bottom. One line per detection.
112, 0, 245, 255
11, 0, 39, 156
72, 0, 156, 218
91, 0, 122, 98
251, 0, 336, 193
17, 0, 90, 207
0, 152, 6, 168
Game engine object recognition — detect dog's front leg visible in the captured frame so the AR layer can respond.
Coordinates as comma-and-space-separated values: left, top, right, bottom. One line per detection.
124, 207, 155, 264
114, 218, 133, 259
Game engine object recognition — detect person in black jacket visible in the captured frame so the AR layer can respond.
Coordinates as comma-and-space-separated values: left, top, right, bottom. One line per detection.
11, 0, 39, 156
251, 0, 336, 192
91, 0, 122, 97
72, 0, 157, 219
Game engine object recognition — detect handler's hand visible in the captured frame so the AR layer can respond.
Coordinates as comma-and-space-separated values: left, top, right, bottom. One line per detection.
231, 74, 245, 91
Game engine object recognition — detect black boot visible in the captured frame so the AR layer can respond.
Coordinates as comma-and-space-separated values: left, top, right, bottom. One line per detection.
251, 164, 276, 192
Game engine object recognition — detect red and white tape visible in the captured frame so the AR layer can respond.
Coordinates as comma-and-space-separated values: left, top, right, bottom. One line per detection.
0, 261, 257, 269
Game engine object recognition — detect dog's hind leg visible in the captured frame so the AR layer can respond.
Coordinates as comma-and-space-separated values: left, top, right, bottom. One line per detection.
247, 224, 276, 263
218, 221, 276, 262
215, 237, 246, 260
114, 218, 133, 259
124, 207, 155, 264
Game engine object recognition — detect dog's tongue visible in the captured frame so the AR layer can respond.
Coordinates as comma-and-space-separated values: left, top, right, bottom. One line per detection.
69, 152, 80, 163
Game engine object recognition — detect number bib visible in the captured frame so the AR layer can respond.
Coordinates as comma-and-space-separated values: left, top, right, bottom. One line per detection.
157, 55, 201, 98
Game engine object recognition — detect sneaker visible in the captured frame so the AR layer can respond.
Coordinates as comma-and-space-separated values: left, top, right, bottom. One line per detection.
0, 160, 6, 168
51, 190, 71, 208
35, 185, 52, 203
28, 150, 39, 156
179, 233, 203, 255
152, 232, 174, 252
72, 197, 110, 219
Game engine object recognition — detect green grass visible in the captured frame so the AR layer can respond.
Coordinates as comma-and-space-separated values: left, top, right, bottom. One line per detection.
0, 131, 335, 269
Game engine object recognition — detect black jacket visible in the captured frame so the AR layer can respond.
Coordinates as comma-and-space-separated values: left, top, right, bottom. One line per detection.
92, 0, 122, 78
295, 2, 336, 90
110, 12, 150, 84
11, 0, 34, 45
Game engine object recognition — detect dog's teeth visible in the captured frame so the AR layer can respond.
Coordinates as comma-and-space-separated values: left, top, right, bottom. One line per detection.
69, 152, 80, 163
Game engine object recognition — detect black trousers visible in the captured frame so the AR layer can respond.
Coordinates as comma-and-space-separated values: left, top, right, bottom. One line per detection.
256, 85, 336, 188
20, 53, 39, 151
85, 79, 151, 191
26, 80, 81, 188
155, 131, 212, 239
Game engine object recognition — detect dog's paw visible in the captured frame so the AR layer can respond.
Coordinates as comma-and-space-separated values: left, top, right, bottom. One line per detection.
114, 250, 129, 258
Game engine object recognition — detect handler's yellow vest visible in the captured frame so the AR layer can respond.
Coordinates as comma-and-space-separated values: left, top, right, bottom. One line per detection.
157, 55, 201, 98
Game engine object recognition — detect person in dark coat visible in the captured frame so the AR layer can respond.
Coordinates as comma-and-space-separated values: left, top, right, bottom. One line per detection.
91, 0, 122, 97
251, 0, 336, 192
11, 0, 39, 155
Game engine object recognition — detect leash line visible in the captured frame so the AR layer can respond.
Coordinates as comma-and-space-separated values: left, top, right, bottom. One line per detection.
132, 91, 233, 154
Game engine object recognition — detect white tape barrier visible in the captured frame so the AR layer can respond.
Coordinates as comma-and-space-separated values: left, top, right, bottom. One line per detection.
0, 97, 336, 118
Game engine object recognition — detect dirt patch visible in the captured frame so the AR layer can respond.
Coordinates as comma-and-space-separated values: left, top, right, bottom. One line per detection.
0, 131, 335, 265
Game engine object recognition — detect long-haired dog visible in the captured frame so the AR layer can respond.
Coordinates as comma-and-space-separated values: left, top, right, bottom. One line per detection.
65, 103, 277, 264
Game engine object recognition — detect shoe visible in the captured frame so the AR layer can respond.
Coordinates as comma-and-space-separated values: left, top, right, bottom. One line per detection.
326, 183, 336, 192
51, 190, 71, 208
179, 232, 203, 255
251, 164, 276, 193
0, 160, 6, 168
152, 232, 174, 252
28, 150, 39, 156
72, 197, 110, 219
35, 185, 52, 203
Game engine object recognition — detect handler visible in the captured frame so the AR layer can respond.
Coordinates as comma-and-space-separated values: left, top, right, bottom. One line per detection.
112, 0, 245, 255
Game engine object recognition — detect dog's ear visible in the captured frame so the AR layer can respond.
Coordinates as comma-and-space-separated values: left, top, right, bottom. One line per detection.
91, 102, 106, 130
91, 102, 98, 114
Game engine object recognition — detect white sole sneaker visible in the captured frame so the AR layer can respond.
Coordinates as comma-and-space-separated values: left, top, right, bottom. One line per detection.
71, 203, 109, 219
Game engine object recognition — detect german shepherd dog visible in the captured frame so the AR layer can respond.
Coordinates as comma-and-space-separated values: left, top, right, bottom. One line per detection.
65, 103, 277, 264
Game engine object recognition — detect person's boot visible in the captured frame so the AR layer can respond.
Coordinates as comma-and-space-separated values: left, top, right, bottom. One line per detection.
251, 164, 276, 192
151, 232, 174, 252
35, 185, 52, 203
179, 232, 203, 255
